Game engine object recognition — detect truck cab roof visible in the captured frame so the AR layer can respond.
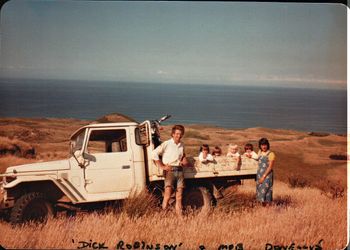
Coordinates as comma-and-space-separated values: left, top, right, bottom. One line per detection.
70, 121, 139, 140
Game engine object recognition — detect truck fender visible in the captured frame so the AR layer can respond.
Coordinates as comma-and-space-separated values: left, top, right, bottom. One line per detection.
3, 175, 84, 203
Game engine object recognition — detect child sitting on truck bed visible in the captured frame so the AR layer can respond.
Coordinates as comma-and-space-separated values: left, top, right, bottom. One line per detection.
243, 143, 258, 160
212, 146, 222, 157
227, 144, 241, 170
198, 144, 214, 163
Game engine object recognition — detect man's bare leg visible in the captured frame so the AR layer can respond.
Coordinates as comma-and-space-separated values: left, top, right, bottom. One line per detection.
162, 186, 173, 210
175, 187, 183, 215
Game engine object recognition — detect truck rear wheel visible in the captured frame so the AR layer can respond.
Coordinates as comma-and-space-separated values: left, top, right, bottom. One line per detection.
183, 187, 213, 213
10, 192, 54, 224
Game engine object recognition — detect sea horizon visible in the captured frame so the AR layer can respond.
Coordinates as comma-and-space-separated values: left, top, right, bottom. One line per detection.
0, 79, 346, 134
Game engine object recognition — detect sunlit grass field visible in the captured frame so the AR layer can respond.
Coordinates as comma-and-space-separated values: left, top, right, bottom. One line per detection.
0, 117, 347, 249
0, 180, 346, 249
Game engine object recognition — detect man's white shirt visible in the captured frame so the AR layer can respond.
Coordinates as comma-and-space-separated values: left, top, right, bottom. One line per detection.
152, 138, 185, 166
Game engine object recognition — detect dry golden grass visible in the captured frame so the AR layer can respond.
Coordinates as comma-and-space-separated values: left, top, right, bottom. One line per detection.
0, 181, 346, 249
0, 117, 347, 249
0, 136, 35, 157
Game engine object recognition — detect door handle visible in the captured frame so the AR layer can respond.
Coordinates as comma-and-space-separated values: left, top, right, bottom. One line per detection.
122, 165, 130, 169
85, 179, 93, 184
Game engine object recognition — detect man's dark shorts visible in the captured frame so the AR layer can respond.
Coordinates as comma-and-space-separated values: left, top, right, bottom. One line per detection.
164, 167, 185, 190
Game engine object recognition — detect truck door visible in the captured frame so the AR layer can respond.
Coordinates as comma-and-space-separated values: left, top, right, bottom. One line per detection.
137, 121, 163, 177
83, 127, 134, 194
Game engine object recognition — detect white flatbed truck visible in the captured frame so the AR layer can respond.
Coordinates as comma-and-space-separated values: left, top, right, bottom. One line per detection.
0, 116, 257, 223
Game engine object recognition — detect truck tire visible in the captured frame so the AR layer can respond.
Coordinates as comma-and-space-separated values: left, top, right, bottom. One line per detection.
10, 192, 54, 224
183, 187, 213, 213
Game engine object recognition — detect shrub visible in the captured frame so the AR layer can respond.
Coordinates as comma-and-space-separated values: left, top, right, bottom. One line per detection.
0, 136, 35, 158
329, 154, 347, 160
288, 175, 309, 188
273, 195, 292, 208
316, 180, 345, 199
121, 190, 159, 218
307, 132, 330, 137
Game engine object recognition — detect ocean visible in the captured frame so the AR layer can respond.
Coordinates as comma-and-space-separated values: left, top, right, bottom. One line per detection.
0, 79, 347, 134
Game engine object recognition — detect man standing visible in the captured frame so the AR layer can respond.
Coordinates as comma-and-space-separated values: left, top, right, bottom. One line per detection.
152, 124, 187, 215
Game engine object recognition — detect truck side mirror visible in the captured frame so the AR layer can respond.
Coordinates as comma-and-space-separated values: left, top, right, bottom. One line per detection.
70, 142, 88, 167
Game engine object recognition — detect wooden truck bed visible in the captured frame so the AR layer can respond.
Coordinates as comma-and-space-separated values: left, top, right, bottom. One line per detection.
149, 155, 257, 181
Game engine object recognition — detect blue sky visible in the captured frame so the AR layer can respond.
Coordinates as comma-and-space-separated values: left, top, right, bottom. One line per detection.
0, 1, 347, 89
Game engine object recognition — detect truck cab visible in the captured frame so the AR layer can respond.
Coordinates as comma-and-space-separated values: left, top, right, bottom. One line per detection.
69, 122, 147, 199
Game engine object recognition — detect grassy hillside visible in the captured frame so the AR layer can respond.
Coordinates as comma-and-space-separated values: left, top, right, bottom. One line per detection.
0, 117, 347, 249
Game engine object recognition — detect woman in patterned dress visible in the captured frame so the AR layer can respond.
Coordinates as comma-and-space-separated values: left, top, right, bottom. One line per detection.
256, 138, 276, 204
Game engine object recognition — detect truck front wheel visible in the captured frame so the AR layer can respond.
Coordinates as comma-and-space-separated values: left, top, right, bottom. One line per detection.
10, 192, 54, 224
182, 187, 213, 213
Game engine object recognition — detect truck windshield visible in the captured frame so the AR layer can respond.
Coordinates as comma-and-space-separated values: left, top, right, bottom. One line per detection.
71, 129, 86, 153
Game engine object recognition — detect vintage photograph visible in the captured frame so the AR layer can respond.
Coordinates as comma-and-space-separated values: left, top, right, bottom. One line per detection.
0, 1, 347, 249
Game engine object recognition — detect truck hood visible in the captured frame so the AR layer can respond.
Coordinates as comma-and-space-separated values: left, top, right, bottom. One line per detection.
5, 159, 70, 174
